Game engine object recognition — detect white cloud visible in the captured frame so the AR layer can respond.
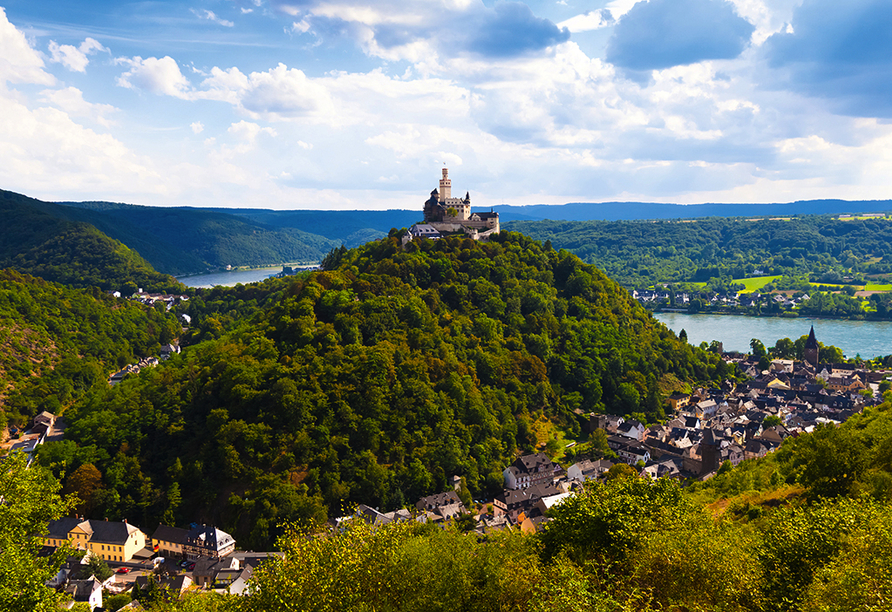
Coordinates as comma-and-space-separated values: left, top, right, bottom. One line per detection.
191, 121, 204, 133
47, 37, 107, 72
116, 56, 192, 98
191, 9, 235, 27
290, 19, 311, 33
228, 119, 277, 141
39, 87, 117, 126
558, 9, 613, 33
0, 7, 54, 85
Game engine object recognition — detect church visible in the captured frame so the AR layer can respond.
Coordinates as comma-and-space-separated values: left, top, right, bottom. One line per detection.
404, 168, 500, 244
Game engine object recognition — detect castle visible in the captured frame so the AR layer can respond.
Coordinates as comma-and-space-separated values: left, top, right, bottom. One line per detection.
404, 168, 499, 244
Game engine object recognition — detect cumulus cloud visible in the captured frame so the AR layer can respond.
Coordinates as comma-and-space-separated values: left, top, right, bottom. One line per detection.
606, 0, 754, 72
270, 0, 570, 61
192, 9, 235, 27
191, 121, 204, 133
228, 119, 277, 141
0, 7, 55, 85
466, 1, 570, 57
763, 0, 892, 117
558, 9, 614, 33
209, 63, 335, 120
39, 87, 117, 126
47, 38, 106, 72
116, 56, 193, 98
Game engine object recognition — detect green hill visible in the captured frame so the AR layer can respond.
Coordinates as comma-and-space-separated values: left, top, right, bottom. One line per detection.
505, 216, 892, 288
59, 199, 340, 273
55, 232, 727, 549
0, 190, 181, 293
0, 269, 180, 428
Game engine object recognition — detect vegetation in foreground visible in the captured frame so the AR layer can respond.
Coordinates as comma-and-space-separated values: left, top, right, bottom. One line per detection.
10, 394, 892, 612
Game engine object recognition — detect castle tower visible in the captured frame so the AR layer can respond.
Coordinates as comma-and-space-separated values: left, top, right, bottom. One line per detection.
803, 325, 819, 367
439, 168, 451, 203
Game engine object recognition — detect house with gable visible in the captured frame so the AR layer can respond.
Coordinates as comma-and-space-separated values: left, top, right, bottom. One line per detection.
184, 525, 236, 559
45, 517, 147, 562
503, 452, 564, 490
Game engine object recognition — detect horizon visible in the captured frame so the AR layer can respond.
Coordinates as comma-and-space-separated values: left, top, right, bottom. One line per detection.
1, 1, 891, 211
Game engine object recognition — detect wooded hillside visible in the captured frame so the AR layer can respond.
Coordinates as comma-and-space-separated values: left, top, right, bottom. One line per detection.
49, 232, 727, 549
506, 216, 892, 288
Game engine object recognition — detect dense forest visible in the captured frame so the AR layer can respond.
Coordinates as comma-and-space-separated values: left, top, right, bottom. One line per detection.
13, 393, 892, 612
506, 216, 892, 289
37, 232, 728, 550
0, 270, 181, 429
0, 189, 339, 277
60, 200, 339, 273
0, 190, 181, 293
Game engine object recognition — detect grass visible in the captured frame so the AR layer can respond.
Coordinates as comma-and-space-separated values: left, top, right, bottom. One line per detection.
865, 284, 892, 291
735, 275, 781, 293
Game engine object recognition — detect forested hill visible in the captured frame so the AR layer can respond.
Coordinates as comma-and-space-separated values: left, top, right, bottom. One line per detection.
505, 216, 892, 287
54, 232, 728, 549
0, 190, 181, 293
58, 199, 339, 273
0, 270, 180, 429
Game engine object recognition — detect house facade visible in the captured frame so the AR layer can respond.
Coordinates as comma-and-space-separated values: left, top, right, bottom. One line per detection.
45, 518, 147, 562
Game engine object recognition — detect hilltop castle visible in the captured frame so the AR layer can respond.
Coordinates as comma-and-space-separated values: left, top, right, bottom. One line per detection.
404, 168, 499, 244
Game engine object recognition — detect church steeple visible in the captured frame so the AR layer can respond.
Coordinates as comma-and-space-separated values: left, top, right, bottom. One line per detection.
803, 325, 819, 367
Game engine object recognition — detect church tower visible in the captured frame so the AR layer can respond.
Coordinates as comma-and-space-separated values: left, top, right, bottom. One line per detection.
803, 325, 819, 367
438, 168, 451, 203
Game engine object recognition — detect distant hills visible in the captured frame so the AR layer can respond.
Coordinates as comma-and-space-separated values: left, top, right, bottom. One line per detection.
491, 199, 892, 222
4, 186, 892, 280
0, 190, 180, 292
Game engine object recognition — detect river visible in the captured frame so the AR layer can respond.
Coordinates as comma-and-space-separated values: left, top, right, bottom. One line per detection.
655, 313, 892, 360
178, 267, 286, 288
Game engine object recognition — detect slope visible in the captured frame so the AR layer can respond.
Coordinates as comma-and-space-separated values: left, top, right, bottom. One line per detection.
0, 269, 181, 428
0, 190, 181, 293
60, 200, 340, 272
58, 232, 728, 549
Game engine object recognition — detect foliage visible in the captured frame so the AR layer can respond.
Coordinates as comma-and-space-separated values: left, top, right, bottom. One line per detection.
0, 269, 180, 427
506, 216, 892, 303
538, 476, 690, 566
0, 452, 73, 612
240, 519, 538, 612
55, 197, 339, 274
0, 189, 182, 292
58, 233, 724, 549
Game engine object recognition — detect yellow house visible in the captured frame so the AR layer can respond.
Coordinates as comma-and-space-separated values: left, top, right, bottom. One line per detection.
151, 525, 189, 557
45, 517, 147, 562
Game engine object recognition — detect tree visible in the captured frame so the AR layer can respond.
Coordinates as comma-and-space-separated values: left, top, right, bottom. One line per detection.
64, 463, 103, 516
0, 452, 73, 612
777, 423, 868, 501
762, 415, 782, 428
750, 338, 766, 358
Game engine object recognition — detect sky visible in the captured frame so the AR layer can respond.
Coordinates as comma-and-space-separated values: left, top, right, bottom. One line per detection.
1, 0, 891, 211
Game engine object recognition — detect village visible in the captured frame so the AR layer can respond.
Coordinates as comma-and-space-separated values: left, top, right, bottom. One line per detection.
15, 324, 888, 609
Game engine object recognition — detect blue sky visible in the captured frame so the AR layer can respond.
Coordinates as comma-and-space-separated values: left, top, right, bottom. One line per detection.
1, 0, 891, 210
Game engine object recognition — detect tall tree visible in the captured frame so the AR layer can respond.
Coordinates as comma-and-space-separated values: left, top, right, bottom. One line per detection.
0, 452, 73, 612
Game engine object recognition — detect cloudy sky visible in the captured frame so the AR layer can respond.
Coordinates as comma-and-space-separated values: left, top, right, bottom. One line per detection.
1, 0, 891, 210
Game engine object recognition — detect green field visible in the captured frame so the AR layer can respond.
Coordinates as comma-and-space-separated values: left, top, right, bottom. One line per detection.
864, 283, 892, 291
735, 276, 781, 293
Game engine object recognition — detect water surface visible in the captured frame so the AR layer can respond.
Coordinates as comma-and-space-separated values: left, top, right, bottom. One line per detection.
655, 312, 892, 359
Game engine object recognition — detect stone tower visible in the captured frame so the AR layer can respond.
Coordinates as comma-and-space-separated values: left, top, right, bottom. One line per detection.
803, 325, 819, 367
438, 168, 451, 203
